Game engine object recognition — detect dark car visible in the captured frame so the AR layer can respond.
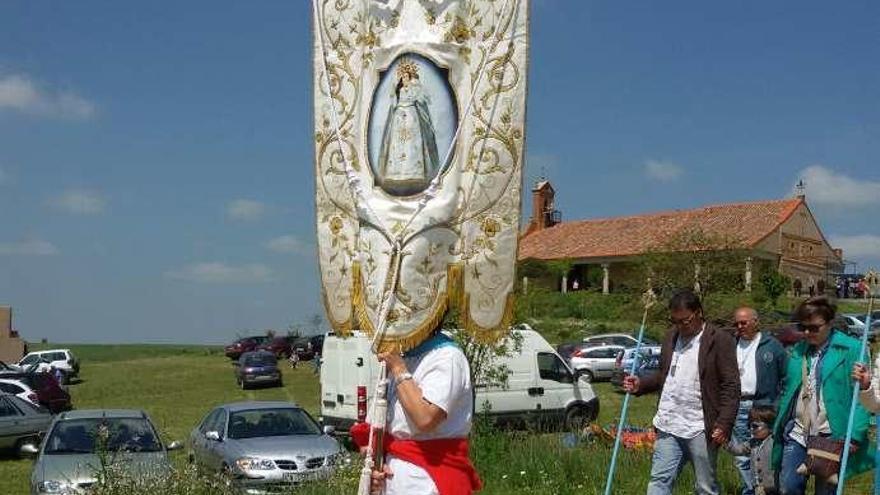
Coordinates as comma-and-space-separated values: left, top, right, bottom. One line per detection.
610, 347, 662, 390
556, 342, 585, 363
292, 335, 324, 361
0, 366, 71, 414
225, 335, 271, 360
769, 323, 805, 347
259, 336, 295, 358
235, 351, 282, 389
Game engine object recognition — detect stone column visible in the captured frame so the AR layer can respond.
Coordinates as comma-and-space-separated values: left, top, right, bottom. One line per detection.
522, 276, 529, 295
694, 262, 702, 294
745, 257, 753, 292
561, 274, 568, 294
602, 263, 610, 295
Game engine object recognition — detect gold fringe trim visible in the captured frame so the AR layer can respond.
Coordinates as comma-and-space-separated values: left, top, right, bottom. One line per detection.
322, 286, 353, 336
335, 259, 513, 352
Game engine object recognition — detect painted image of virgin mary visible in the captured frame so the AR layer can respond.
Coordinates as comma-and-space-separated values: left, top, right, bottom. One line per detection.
377, 59, 440, 196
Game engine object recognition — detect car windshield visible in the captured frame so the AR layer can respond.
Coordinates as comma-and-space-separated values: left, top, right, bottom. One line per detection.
243, 354, 276, 367
20, 354, 40, 365
227, 408, 320, 439
45, 418, 162, 454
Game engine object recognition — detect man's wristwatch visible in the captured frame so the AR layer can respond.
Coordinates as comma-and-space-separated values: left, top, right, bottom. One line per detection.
396, 372, 413, 385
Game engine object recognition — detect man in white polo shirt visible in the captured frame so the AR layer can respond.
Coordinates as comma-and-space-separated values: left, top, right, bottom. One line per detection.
731, 307, 787, 495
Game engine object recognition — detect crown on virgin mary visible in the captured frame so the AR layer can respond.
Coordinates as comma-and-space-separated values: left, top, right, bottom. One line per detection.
396, 58, 419, 79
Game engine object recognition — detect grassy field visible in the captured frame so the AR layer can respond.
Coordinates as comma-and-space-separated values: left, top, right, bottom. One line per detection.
1, 344, 874, 494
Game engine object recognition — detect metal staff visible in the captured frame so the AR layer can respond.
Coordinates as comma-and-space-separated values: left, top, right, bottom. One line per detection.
836, 273, 876, 495
603, 289, 657, 495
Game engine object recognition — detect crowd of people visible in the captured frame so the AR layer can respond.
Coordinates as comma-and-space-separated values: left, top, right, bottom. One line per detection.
623, 290, 875, 495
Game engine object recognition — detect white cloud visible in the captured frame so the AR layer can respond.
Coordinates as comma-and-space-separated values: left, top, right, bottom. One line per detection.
164, 262, 274, 284
0, 239, 59, 256
0, 73, 95, 120
265, 235, 311, 255
795, 165, 880, 208
226, 199, 266, 222
644, 159, 684, 182
49, 189, 106, 215
830, 234, 880, 260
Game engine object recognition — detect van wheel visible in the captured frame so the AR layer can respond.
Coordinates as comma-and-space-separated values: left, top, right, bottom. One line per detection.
564, 405, 592, 432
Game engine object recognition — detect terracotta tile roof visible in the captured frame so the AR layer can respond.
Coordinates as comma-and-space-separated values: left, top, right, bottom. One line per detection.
518, 198, 803, 261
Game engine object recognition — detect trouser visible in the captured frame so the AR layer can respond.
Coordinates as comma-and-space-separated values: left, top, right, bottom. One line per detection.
647, 430, 719, 495
733, 399, 755, 495
778, 420, 835, 495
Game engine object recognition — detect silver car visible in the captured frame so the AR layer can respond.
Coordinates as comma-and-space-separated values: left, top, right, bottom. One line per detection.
0, 393, 51, 455
190, 401, 342, 494
568, 344, 626, 381
29, 409, 182, 495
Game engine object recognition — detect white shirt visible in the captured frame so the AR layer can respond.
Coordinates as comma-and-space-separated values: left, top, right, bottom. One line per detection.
737, 333, 761, 396
653, 329, 705, 439
385, 344, 473, 495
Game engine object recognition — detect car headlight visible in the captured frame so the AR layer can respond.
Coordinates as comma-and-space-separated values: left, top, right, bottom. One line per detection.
37, 480, 71, 494
235, 457, 276, 471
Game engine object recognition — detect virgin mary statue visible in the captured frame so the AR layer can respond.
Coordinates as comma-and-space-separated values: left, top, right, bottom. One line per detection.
377, 58, 440, 196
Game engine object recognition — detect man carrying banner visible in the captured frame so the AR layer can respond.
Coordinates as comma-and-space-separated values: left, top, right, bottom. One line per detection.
365, 330, 481, 495
623, 289, 740, 495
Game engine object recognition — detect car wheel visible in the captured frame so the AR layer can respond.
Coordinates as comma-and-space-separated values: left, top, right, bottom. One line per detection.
240, 379, 248, 390
220, 464, 234, 487
564, 405, 593, 432
579, 370, 594, 382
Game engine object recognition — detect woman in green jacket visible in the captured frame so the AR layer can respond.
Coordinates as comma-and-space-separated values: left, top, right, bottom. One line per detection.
771, 296, 874, 494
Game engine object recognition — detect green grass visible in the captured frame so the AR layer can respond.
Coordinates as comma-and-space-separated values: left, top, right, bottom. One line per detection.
2, 345, 874, 494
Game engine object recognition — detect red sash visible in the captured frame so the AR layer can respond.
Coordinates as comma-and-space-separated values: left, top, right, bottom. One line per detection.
349, 423, 482, 494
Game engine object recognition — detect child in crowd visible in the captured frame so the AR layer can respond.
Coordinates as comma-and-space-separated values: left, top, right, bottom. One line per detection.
726, 405, 778, 495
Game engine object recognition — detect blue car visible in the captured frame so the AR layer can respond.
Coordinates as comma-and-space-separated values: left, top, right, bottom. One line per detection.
235, 351, 283, 390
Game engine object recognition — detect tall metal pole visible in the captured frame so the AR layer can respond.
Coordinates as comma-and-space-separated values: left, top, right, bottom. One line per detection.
604, 290, 656, 495
836, 294, 874, 495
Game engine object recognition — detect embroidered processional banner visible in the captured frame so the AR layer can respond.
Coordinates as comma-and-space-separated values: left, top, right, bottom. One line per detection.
313, 0, 529, 351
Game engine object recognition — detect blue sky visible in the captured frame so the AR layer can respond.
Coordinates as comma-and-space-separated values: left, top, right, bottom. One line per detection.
0, 1, 877, 344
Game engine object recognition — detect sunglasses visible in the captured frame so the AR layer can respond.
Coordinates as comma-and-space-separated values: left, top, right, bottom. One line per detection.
668, 312, 699, 327
799, 322, 827, 333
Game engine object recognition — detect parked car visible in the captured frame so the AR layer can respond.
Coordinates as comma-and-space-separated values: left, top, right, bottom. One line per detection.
28, 409, 182, 494
610, 346, 662, 390
321, 327, 599, 433
17, 350, 79, 383
225, 336, 272, 360
0, 369, 71, 413
259, 336, 295, 358
0, 393, 52, 457
839, 314, 880, 341
235, 351, 283, 389
582, 333, 659, 348
0, 378, 41, 407
292, 335, 324, 361
190, 401, 342, 493
568, 345, 626, 382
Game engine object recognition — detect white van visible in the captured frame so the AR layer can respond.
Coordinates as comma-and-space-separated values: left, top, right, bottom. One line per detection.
319, 327, 599, 433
